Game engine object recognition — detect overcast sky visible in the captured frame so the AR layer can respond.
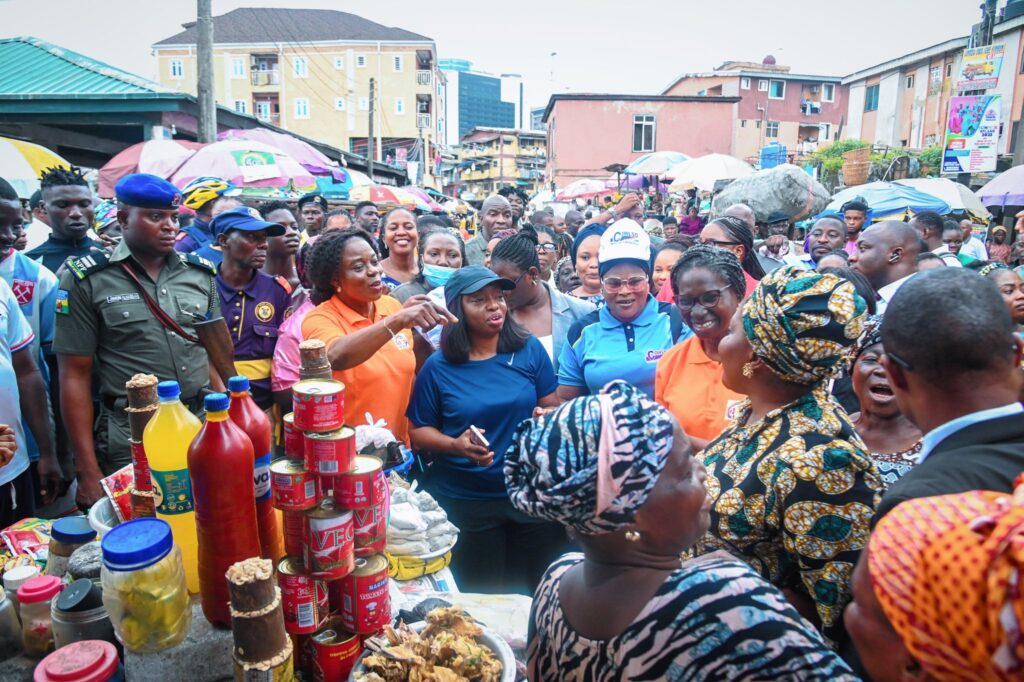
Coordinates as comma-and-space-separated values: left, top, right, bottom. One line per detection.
2, 0, 983, 110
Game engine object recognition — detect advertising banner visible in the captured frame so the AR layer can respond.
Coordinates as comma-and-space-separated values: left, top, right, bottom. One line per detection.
942, 95, 1000, 174
956, 44, 1004, 90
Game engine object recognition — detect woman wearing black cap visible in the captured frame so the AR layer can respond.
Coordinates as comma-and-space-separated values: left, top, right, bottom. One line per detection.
407, 265, 565, 595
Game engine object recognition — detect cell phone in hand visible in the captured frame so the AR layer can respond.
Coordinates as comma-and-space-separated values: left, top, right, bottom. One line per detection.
469, 425, 489, 448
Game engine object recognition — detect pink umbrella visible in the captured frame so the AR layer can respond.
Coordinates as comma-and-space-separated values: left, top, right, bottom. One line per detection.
218, 128, 346, 182
98, 140, 204, 197
557, 178, 607, 201
171, 140, 317, 191
404, 186, 443, 211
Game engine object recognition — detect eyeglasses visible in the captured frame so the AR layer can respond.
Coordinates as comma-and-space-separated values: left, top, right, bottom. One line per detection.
674, 285, 732, 310
537, 243, 558, 253
699, 238, 740, 247
602, 276, 648, 292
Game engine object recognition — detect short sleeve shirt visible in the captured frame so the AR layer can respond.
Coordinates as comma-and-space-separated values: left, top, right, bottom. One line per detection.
655, 336, 745, 442
272, 298, 314, 392
301, 295, 415, 444
0, 278, 35, 485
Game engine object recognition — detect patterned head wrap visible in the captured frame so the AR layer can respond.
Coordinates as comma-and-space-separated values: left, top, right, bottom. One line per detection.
743, 265, 867, 386
979, 261, 1010, 278
846, 314, 883, 371
505, 380, 674, 536
93, 199, 119, 232
869, 479, 1024, 680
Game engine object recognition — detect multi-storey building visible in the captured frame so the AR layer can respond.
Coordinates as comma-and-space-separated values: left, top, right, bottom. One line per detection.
152, 7, 446, 186
439, 59, 525, 146
451, 127, 546, 199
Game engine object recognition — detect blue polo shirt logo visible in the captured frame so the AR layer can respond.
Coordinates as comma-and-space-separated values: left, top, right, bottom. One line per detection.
645, 349, 666, 363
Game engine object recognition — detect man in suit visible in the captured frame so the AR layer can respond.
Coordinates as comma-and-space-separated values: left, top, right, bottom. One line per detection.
875, 267, 1024, 520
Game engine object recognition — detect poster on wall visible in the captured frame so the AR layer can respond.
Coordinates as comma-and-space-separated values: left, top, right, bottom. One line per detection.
956, 44, 1004, 90
942, 95, 1000, 174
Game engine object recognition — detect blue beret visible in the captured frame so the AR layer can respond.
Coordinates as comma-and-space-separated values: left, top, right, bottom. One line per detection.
115, 173, 183, 210
210, 206, 286, 238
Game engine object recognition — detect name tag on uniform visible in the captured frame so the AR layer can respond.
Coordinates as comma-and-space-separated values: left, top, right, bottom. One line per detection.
105, 293, 141, 304
725, 400, 742, 422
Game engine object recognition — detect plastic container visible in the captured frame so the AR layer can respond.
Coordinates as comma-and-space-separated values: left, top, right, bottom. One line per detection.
228, 375, 283, 563
188, 393, 261, 627
46, 517, 98, 579
34, 640, 124, 682
52, 579, 117, 649
143, 380, 202, 594
0, 589, 21, 659
17, 575, 65, 656
100, 518, 190, 652
4, 563, 40, 618
87, 498, 119, 537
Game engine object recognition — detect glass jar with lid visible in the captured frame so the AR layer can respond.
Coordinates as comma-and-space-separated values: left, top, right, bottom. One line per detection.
52, 578, 117, 649
17, 574, 65, 656
46, 517, 97, 579
3, 563, 40, 619
34, 640, 124, 682
0, 589, 20, 659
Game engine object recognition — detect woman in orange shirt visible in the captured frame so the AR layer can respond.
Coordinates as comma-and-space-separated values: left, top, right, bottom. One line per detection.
655, 245, 747, 449
301, 228, 453, 444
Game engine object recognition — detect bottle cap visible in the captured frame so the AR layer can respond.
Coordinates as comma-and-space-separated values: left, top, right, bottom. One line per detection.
17, 575, 64, 604
101, 518, 173, 572
157, 381, 181, 399
51, 516, 97, 545
3, 563, 40, 592
227, 375, 250, 393
34, 640, 119, 682
204, 392, 230, 412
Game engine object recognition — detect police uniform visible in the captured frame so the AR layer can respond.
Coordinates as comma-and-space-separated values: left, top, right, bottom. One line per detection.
52, 174, 220, 475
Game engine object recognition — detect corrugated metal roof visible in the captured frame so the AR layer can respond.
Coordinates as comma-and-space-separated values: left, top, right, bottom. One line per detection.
0, 36, 174, 98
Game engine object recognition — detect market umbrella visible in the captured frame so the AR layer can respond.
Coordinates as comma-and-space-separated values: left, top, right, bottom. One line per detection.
404, 186, 443, 211
349, 185, 430, 211
819, 181, 951, 221
605, 175, 668, 192
556, 178, 607, 201
347, 169, 373, 188
98, 140, 204, 198
218, 128, 346, 182
170, 140, 317, 194
894, 178, 991, 223
666, 154, 754, 192
623, 151, 690, 176
0, 136, 70, 198
975, 165, 1024, 209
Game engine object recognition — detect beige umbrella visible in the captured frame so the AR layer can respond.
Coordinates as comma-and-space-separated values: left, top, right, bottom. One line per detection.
667, 154, 754, 192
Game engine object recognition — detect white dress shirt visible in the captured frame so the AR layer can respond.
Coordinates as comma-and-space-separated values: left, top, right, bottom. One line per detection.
876, 274, 916, 315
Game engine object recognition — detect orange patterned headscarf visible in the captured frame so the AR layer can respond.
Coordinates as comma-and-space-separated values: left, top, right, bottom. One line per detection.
869, 479, 1024, 681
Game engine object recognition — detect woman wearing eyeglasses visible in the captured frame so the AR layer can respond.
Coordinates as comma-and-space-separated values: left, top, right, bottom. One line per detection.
699, 216, 767, 290
532, 223, 560, 284
655, 246, 747, 449
557, 220, 691, 401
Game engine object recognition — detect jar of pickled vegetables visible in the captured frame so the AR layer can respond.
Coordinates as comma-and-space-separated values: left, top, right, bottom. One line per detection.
17, 575, 64, 657
100, 518, 190, 652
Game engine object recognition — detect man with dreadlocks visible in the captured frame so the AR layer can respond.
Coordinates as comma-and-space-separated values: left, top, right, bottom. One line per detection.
498, 186, 529, 230
25, 166, 100, 273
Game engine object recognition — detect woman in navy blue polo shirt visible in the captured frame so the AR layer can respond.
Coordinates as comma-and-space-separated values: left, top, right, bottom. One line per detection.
557, 219, 691, 400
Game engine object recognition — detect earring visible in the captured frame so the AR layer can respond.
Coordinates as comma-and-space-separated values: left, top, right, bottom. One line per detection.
742, 362, 755, 378
624, 530, 641, 543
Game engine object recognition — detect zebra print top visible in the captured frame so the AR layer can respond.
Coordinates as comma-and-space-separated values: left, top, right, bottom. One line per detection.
528, 553, 860, 681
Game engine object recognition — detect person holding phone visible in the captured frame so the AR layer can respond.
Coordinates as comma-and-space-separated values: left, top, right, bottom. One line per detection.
407, 266, 565, 595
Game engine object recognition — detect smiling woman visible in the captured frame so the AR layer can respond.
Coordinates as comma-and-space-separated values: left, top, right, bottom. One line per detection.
379, 208, 420, 291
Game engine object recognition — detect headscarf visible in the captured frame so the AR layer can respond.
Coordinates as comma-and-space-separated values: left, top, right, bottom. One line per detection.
869, 479, 1024, 680
743, 265, 867, 386
571, 224, 606, 264
979, 261, 1010, 278
505, 380, 674, 536
93, 199, 119, 232
846, 314, 883, 371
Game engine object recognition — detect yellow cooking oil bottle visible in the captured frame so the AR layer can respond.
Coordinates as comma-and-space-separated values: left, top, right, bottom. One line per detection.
142, 380, 202, 593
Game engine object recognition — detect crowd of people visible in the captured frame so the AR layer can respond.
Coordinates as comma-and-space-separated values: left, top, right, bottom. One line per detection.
1, 164, 1023, 681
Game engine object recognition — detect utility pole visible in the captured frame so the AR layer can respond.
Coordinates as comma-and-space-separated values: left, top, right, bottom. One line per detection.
367, 77, 375, 182
196, 0, 216, 142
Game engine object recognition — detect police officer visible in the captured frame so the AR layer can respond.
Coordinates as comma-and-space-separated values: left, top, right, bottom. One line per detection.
54, 174, 222, 508
212, 206, 289, 410
175, 176, 239, 253
297, 192, 328, 238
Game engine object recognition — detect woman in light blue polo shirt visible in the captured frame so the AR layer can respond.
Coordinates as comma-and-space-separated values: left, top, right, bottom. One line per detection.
557, 220, 691, 400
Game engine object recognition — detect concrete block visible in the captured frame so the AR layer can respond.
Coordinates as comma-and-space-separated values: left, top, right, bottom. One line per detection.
125, 598, 233, 681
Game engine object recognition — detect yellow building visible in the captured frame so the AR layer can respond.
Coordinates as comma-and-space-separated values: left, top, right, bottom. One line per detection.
152, 7, 445, 187
454, 127, 546, 199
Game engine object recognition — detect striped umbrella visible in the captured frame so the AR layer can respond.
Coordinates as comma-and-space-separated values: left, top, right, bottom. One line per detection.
0, 136, 71, 198
349, 185, 431, 211
98, 139, 204, 197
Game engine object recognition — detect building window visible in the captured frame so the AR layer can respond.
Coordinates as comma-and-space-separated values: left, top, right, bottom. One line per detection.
821, 83, 835, 102
945, 63, 953, 78
740, 119, 747, 127
294, 98, 310, 119
906, 74, 915, 89
334, 98, 345, 111
768, 80, 786, 99
255, 101, 271, 120
395, 97, 405, 114
334, 56, 344, 69
632, 114, 655, 153
293, 57, 308, 78
697, 89, 706, 96
231, 58, 245, 79
755, 119, 762, 128
356, 54, 367, 68
170, 59, 183, 79
392, 55, 403, 72
758, 79, 768, 91
864, 84, 880, 112
740, 77, 751, 90
821, 123, 831, 140
233, 100, 247, 114
358, 97, 369, 110
766, 121, 780, 138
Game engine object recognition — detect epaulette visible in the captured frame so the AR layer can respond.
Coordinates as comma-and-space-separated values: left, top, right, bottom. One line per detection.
175, 231, 189, 242
273, 275, 293, 295
183, 252, 217, 274
65, 251, 111, 280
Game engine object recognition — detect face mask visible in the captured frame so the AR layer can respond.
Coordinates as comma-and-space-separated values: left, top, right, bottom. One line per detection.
422, 263, 457, 288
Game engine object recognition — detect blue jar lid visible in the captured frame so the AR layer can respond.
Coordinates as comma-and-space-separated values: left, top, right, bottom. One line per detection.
101, 518, 173, 571
227, 376, 250, 393
51, 516, 97, 545
204, 392, 229, 412
157, 381, 180, 399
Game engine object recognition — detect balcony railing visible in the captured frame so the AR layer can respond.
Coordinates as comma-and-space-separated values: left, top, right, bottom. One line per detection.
251, 70, 280, 87
255, 112, 280, 124
416, 70, 432, 86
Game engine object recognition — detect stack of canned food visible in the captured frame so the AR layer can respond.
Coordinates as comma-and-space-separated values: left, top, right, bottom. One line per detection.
271, 378, 392, 681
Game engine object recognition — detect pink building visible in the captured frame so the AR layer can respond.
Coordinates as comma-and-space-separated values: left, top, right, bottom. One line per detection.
542, 94, 739, 189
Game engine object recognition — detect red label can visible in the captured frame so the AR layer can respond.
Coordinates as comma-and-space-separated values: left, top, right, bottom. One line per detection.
292, 380, 345, 433
278, 557, 328, 635
335, 554, 391, 634
311, 618, 362, 682
283, 412, 304, 462
130, 440, 152, 491
271, 459, 318, 511
305, 498, 355, 581
282, 509, 306, 559
334, 456, 386, 509
304, 427, 356, 477
353, 494, 389, 557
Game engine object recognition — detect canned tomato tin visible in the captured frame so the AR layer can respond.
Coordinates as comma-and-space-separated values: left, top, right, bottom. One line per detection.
282, 509, 306, 558
334, 456, 386, 509
305, 498, 355, 581
278, 557, 329, 635
271, 459, 318, 511
292, 380, 345, 433
311, 617, 361, 682
304, 427, 356, 477
353, 495, 389, 557
283, 412, 304, 462
336, 554, 391, 634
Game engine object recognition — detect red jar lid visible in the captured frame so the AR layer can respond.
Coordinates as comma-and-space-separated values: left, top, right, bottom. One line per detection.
34, 640, 119, 682
17, 575, 64, 604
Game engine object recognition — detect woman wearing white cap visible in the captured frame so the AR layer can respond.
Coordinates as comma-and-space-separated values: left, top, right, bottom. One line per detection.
556, 219, 692, 400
